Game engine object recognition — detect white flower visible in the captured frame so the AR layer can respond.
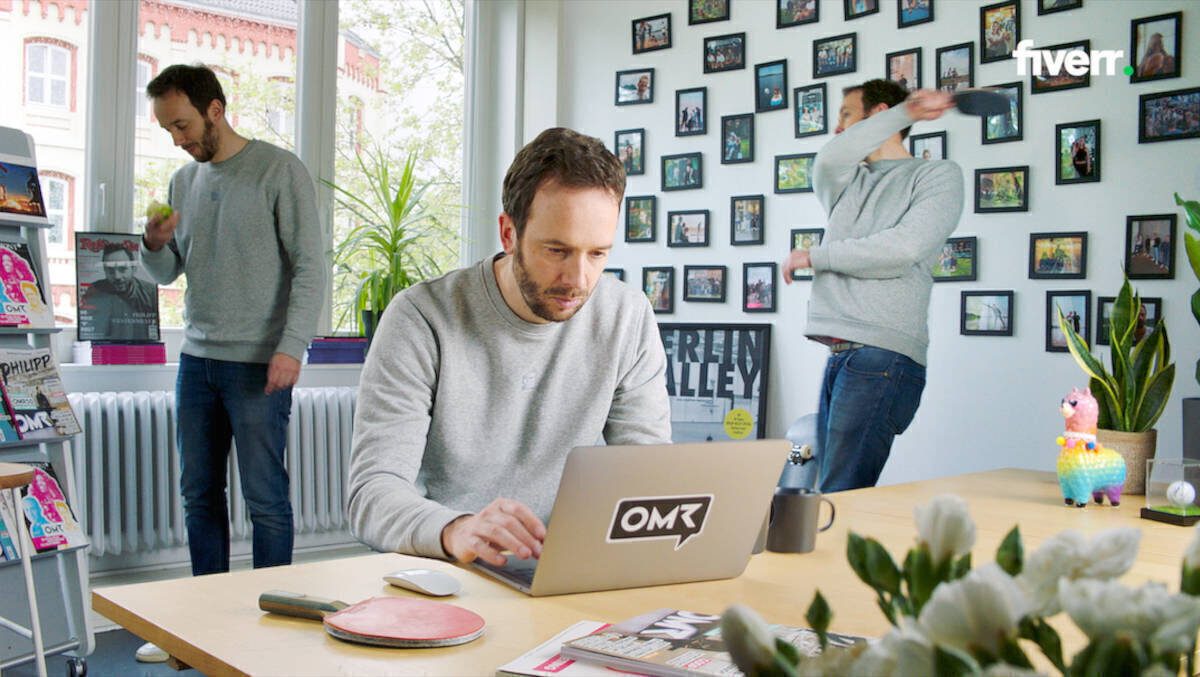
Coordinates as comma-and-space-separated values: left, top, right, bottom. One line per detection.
848, 620, 933, 677
794, 643, 868, 677
1185, 523, 1200, 570
1058, 578, 1200, 648
719, 604, 777, 674
1017, 528, 1141, 616
913, 494, 976, 563
919, 563, 1031, 655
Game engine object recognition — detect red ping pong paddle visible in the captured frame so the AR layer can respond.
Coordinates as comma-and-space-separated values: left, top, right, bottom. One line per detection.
258, 590, 485, 648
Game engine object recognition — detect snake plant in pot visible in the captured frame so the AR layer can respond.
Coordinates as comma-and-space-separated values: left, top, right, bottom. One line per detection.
1177, 193, 1200, 459
1058, 276, 1174, 493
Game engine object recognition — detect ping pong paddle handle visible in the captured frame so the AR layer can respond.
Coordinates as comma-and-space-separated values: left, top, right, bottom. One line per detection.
259, 590, 349, 621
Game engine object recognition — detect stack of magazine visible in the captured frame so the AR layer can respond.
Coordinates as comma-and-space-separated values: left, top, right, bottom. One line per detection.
0, 461, 88, 560
0, 347, 82, 441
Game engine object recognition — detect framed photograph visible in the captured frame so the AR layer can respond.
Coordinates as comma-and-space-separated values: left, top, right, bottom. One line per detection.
632, 14, 671, 54
74, 232, 161, 342
1055, 120, 1100, 184
1038, 0, 1081, 15
603, 268, 625, 282
643, 267, 675, 314
886, 48, 921, 93
657, 323, 772, 441
721, 113, 754, 164
690, 0, 730, 25
981, 81, 1022, 144
662, 153, 703, 191
778, 0, 818, 29
676, 87, 708, 136
789, 228, 824, 280
776, 153, 815, 194
743, 262, 777, 313
615, 68, 654, 105
614, 128, 645, 176
704, 32, 746, 73
1130, 12, 1181, 83
961, 291, 1014, 336
1125, 214, 1176, 280
624, 195, 656, 243
844, 0, 878, 21
936, 42, 974, 92
731, 194, 765, 246
899, 0, 933, 28
1028, 232, 1087, 280
1046, 290, 1091, 352
1139, 87, 1200, 143
933, 236, 977, 282
668, 210, 711, 248
1097, 296, 1161, 346
813, 33, 857, 78
974, 166, 1028, 213
1030, 40, 1090, 94
683, 266, 727, 302
910, 131, 947, 160
793, 83, 828, 138
980, 1, 1019, 63
755, 60, 789, 113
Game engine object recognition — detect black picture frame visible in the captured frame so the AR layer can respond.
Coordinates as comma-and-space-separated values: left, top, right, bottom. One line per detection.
1030, 40, 1090, 94
979, 0, 1019, 64
813, 33, 857, 78
74, 232, 162, 343
1130, 11, 1181, 83
690, 0, 730, 25
789, 228, 824, 280
961, 290, 1014, 336
935, 42, 974, 92
667, 209, 711, 248
603, 268, 625, 282
1028, 232, 1088, 280
898, 0, 933, 28
731, 194, 765, 246
793, 83, 828, 138
632, 13, 672, 54
974, 166, 1028, 213
933, 236, 977, 282
755, 60, 789, 113
1097, 296, 1162, 346
910, 131, 947, 160
624, 195, 656, 243
1037, 0, 1081, 16
704, 32, 746, 73
643, 266, 675, 314
675, 87, 708, 136
662, 153, 703, 191
885, 48, 921, 93
683, 265, 727, 302
1055, 120, 1100, 184
777, 0, 818, 29
721, 113, 754, 164
1125, 214, 1177, 280
743, 262, 777, 313
844, 0, 879, 21
1046, 290, 1091, 352
1139, 87, 1200, 143
981, 81, 1022, 144
615, 68, 655, 105
775, 153, 816, 194
614, 128, 645, 176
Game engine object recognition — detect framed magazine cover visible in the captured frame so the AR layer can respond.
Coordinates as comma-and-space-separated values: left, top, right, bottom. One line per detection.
75, 232, 161, 342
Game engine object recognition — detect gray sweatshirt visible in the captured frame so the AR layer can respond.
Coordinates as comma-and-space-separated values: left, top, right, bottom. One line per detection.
807, 104, 964, 366
140, 140, 326, 363
347, 254, 673, 558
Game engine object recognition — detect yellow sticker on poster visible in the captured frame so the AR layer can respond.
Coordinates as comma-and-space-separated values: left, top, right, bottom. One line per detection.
723, 408, 754, 439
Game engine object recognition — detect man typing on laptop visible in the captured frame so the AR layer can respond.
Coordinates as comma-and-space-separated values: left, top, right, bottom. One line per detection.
347, 128, 672, 567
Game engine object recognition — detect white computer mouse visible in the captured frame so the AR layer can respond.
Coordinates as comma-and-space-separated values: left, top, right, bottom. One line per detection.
383, 568, 461, 597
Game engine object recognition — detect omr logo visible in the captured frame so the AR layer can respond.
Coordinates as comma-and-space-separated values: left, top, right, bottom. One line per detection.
607, 495, 712, 550
1013, 40, 1130, 77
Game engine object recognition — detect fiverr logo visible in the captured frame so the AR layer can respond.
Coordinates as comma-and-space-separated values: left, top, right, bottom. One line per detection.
1013, 40, 1130, 77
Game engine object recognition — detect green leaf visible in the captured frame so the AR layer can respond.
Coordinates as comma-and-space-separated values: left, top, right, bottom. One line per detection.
1111, 279, 1136, 349
996, 526, 1023, 576
865, 538, 902, 595
846, 532, 872, 588
1091, 376, 1118, 430
1133, 363, 1175, 432
950, 552, 971, 580
1178, 193, 1200, 235
1059, 307, 1119, 410
907, 545, 936, 615
998, 638, 1034, 668
1020, 617, 1066, 674
775, 637, 801, 666
805, 591, 832, 650
1193, 286, 1200, 329
934, 645, 980, 677
1181, 564, 1200, 597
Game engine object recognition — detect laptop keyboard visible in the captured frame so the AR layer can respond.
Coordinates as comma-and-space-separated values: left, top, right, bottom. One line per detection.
477, 555, 538, 586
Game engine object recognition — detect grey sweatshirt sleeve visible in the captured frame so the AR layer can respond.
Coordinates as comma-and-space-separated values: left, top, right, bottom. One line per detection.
603, 300, 672, 445
139, 178, 185, 284
813, 104, 917, 212
271, 157, 327, 361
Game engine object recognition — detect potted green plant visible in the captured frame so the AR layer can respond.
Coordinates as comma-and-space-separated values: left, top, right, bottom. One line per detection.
1058, 276, 1175, 493
1176, 193, 1200, 460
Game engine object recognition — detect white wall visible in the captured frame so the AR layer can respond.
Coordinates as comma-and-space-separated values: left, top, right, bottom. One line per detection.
542, 0, 1199, 483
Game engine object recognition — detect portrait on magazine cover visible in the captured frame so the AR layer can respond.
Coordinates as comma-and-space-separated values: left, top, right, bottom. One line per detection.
75, 233, 160, 342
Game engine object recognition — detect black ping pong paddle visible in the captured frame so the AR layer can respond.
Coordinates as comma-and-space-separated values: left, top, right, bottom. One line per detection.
953, 89, 1011, 116
259, 590, 485, 648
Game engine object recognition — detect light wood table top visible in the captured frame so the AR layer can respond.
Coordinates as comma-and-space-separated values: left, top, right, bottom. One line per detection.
92, 469, 1192, 676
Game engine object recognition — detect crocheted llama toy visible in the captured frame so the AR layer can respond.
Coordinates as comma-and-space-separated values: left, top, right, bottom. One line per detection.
1056, 387, 1126, 507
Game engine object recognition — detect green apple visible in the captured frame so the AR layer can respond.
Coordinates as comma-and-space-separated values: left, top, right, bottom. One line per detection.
147, 201, 173, 221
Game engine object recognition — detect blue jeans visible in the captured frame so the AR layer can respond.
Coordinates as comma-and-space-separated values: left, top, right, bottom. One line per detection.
816, 346, 926, 493
177, 354, 294, 575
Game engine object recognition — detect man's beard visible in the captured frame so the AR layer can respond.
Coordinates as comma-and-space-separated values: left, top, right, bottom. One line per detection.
193, 118, 220, 162
512, 246, 590, 323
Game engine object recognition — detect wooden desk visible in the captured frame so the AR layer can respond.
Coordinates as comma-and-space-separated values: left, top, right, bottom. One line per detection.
92, 469, 1191, 676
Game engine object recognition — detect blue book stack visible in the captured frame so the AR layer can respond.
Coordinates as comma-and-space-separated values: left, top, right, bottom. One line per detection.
307, 337, 368, 364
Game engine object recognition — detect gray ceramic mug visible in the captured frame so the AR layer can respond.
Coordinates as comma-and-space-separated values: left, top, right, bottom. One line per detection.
766, 487, 835, 554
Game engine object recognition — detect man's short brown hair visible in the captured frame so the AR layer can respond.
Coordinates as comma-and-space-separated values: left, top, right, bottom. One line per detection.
844, 79, 912, 140
502, 128, 626, 238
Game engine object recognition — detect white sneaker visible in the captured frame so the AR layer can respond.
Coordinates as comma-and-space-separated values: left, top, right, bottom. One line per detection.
135, 641, 169, 663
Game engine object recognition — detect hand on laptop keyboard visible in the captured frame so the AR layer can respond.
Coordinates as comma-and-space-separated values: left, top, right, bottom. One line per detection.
441, 497, 546, 566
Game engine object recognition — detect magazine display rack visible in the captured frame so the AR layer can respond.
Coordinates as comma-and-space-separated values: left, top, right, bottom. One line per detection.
0, 125, 92, 676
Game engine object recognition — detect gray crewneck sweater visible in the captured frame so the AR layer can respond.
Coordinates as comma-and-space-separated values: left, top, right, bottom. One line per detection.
806, 104, 964, 366
140, 140, 326, 363
347, 255, 672, 558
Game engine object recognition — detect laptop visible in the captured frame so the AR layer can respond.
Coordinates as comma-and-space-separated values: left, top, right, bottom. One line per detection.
468, 439, 790, 596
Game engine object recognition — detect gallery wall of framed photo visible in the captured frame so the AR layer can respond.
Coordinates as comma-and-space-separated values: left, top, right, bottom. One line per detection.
552, 0, 1198, 483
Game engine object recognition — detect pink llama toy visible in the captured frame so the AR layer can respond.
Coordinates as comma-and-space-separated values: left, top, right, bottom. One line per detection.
1056, 387, 1126, 507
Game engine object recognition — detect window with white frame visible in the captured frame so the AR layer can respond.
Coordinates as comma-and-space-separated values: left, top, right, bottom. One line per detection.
42, 176, 68, 248
136, 59, 152, 120
26, 42, 70, 108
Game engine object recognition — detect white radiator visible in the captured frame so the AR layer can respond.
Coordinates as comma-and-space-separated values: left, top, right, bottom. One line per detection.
65, 387, 358, 563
